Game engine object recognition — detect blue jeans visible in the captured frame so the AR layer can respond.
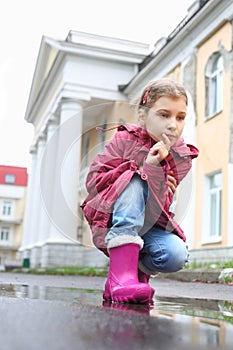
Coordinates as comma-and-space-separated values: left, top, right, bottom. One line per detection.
105, 174, 188, 275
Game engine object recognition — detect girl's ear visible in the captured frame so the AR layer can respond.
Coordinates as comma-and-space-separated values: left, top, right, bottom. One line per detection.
138, 107, 147, 127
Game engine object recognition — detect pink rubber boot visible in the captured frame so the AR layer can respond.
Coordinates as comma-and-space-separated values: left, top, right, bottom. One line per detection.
103, 243, 152, 304
138, 269, 155, 302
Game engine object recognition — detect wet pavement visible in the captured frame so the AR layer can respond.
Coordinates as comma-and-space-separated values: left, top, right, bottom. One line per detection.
1, 272, 233, 350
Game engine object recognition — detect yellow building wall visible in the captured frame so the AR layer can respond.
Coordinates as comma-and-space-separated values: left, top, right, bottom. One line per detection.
195, 22, 232, 248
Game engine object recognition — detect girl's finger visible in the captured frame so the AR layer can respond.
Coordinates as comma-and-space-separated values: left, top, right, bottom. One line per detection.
161, 133, 171, 149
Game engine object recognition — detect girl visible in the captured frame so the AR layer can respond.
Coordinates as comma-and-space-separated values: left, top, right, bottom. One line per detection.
81, 78, 199, 304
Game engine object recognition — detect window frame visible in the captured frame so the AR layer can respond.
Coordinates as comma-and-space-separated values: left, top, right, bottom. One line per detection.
82, 132, 90, 167
202, 171, 222, 244
2, 200, 14, 217
97, 117, 107, 153
205, 52, 223, 119
4, 174, 16, 184
0, 226, 11, 245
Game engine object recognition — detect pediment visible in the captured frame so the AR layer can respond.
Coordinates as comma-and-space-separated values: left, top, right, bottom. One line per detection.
25, 37, 59, 121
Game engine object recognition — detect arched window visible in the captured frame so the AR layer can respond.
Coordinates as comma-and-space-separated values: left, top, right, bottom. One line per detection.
205, 53, 223, 118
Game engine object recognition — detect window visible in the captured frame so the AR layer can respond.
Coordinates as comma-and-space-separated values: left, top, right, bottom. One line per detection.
77, 208, 84, 244
203, 172, 222, 242
82, 133, 90, 167
5, 174, 15, 184
0, 227, 10, 244
97, 118, 107, 153
205, 53, 223, 118
2, 200, 13, 216
209, 173, 222, 237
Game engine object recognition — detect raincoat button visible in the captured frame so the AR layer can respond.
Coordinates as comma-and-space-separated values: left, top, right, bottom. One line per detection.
141, 172, 148, 180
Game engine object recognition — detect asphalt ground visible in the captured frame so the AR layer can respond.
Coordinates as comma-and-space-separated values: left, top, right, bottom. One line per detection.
1, 272, 233, 301
1, 272, 233, 350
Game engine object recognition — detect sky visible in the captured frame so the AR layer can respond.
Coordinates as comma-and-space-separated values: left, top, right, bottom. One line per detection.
0, 0, 194, 171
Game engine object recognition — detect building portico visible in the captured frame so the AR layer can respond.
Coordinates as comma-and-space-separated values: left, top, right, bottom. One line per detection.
20, 31, 150, 267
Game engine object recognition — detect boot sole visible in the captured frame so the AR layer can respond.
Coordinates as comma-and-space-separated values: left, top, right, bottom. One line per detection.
103, 285, 153, 304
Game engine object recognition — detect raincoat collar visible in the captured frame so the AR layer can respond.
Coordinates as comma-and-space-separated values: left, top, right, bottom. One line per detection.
119, 124, 199, 158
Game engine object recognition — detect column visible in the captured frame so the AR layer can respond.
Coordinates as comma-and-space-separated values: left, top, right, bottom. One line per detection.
60, 101, 83, 242
40, 100, 83, 266
35, 119, 60, 252
18, 148, 37, 266
28, 135, 46, 267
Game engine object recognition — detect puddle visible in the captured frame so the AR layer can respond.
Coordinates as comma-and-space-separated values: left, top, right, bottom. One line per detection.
152, 297, 233, 349
1, 283, 233, 349
0, 283, 102, 304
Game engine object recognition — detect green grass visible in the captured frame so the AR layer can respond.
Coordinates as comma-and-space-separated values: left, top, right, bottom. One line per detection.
11, 265, 109, 276
7, 260, 233, 278
185, 260, 233, 270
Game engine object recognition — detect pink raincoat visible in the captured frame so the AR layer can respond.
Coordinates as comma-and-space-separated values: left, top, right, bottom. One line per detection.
81, 125, 199, 256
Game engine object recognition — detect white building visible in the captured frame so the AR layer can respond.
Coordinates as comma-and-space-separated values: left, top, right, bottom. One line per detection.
19, 31, 151, 268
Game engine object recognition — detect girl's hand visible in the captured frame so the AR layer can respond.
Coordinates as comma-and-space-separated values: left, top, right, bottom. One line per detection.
168, 171, 177, 195
146, 133, 171, 166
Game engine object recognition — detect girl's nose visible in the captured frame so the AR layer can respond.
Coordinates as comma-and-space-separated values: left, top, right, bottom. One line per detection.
167, 117, 177, 130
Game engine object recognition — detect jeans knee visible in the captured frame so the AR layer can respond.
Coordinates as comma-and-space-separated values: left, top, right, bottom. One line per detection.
163, 243, 188, 272
142, 245, 188, 274
163, 248, 187, 272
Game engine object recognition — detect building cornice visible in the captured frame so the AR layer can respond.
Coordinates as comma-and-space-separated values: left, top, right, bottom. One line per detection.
65, 31, 150, 62
25, 32, 149, 126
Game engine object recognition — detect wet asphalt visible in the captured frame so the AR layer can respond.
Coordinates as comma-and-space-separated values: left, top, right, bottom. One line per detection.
1, 272, 233, 350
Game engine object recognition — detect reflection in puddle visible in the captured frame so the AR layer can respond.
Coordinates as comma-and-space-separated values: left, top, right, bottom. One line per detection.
1, 283, 233, 348
0, 283, 102, 304
152, 297, 233, 348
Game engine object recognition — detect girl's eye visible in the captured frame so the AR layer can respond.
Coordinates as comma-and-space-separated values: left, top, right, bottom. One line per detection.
177, 115, 186, 121
159, 113, 169, 118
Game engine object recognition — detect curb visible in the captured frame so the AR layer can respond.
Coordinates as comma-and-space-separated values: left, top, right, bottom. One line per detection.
159, 268, 233, 284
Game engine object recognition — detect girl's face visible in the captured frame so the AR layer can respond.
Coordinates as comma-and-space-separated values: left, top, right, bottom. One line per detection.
143, 96, 187, 146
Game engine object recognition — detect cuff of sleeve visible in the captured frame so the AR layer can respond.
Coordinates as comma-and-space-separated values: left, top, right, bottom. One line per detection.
142, 159, 168, 179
